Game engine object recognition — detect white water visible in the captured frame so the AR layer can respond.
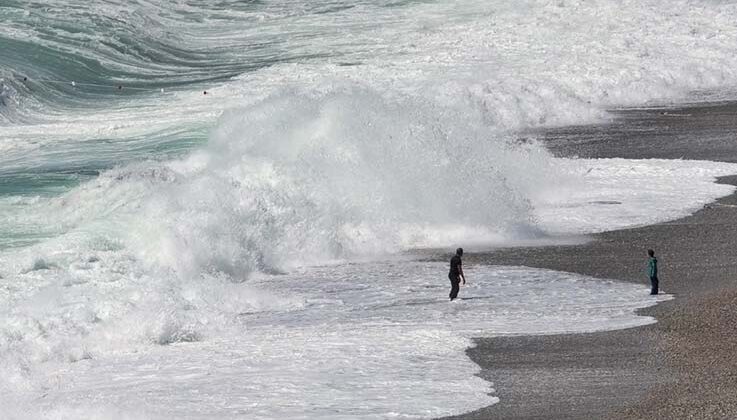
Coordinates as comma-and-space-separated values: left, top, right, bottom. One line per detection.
4, 0, 737, 418
1, 152, 734, 418
4, 261, 672, 419
4, 1, 737, 162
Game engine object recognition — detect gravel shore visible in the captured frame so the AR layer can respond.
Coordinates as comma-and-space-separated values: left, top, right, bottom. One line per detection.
443, 101, 737, 419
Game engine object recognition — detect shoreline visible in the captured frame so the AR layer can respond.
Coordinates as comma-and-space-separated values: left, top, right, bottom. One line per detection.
443, 101, 737, 419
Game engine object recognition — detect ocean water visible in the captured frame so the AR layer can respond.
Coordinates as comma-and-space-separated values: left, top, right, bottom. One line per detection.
3, 0, 737, 418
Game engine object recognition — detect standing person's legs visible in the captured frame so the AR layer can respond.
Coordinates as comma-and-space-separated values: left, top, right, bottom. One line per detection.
650, 276, 659, 295
449, 276, 460, 300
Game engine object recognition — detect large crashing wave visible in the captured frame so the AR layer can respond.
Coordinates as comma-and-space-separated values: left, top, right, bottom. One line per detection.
10, 87, 557, 279
2, 0, 737, 303
5, 1, 737, 414
0, 86, 570, 399
3, 0, 737, 281
158, 87, 561, 268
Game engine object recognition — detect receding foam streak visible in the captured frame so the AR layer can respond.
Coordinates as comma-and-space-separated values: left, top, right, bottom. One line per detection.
533, 158, 737, 234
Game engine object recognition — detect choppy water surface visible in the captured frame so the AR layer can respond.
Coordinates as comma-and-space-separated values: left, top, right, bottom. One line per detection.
3, 1, 737, 418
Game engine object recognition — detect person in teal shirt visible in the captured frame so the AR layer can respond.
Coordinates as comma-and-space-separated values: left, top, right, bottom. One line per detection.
647, 249, 659, 295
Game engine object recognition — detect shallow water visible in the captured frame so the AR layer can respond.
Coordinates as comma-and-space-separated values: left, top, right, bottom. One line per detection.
3, 0, 737, 417
3, 261, 671, 419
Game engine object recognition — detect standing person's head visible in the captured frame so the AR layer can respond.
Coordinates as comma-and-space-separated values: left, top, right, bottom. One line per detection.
456, 247, 463, 257
647, 249, 655, 257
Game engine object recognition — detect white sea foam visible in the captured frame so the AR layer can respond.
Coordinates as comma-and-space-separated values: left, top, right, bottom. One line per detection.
2, 86, 737, 417
0, 151, 731, 419
3, 1, 737, 165
1, 261, 669, 419
3, 0, 737, 418
534, 158, 737, 234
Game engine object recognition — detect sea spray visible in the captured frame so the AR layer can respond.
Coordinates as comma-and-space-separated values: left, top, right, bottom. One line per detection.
4, 0, 737, 417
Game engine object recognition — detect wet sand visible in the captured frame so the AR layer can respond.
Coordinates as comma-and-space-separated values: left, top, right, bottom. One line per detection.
443, 101, 737, 419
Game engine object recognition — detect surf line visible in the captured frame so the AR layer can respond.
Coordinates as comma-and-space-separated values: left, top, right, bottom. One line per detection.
7, 75, 211, 95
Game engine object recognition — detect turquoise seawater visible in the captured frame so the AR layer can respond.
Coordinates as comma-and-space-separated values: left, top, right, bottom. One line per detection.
5, 2, 737, 417
3, 0, 737, 252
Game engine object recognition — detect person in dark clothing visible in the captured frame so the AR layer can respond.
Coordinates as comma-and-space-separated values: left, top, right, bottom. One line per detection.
647, 249, 659, 295
448, 247, 466, 301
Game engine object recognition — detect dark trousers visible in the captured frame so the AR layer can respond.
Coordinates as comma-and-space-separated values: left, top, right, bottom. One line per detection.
650, 276, 659, 295
449, 275, 461, 300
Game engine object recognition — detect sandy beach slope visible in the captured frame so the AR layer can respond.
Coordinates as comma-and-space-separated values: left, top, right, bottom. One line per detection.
443, 101, 737, 419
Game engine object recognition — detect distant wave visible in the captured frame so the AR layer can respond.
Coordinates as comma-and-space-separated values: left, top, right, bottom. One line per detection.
4, 2, 737, 416
1, 0, 737, 258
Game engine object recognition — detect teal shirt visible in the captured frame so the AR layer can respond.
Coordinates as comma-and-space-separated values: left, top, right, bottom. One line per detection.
648, 257, 658, 278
